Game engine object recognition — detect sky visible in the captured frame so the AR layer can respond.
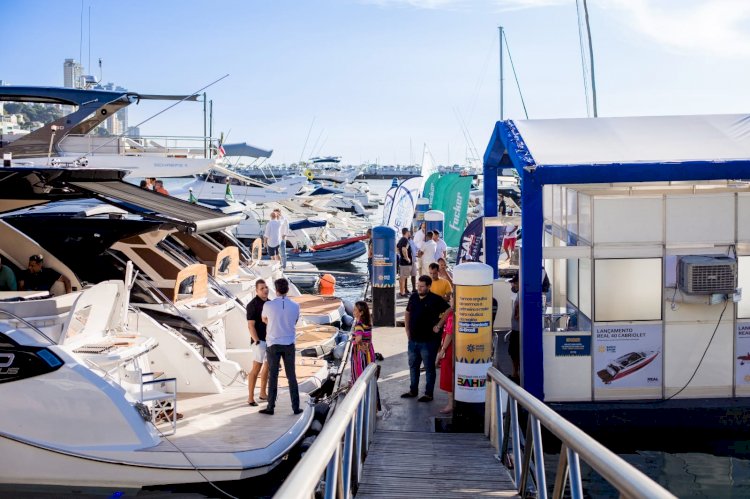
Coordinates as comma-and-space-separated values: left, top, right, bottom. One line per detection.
3, 0, 750, 165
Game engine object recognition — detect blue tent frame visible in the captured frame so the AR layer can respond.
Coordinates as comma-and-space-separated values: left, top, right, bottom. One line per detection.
483, 119, 750, 400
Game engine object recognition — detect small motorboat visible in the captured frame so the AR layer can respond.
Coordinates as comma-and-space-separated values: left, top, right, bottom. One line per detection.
282, 240, 367, 266
596, 351, 659, 384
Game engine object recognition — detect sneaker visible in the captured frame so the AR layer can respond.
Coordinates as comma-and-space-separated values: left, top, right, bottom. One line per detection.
259, 408, 274, 415
418, 395, 433, 402
400, 391, 417, 398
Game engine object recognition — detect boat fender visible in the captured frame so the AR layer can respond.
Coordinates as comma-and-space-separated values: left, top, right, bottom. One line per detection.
341, 313, 354, 330
313, 401, 331, 422
333, 341, 347, 360
299, 435, 316, 451
319, 273, 336, 295
343, 299, 355, 316
309, 420, 324, 435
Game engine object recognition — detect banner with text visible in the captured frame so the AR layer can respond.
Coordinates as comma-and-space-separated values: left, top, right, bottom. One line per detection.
454, 283, 493, 403
593, 323, 662, 396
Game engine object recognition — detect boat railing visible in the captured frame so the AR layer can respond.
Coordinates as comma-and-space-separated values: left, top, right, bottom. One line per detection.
57, 134, 218, 158
274, 362, 378, 499
486, 366, 676, 498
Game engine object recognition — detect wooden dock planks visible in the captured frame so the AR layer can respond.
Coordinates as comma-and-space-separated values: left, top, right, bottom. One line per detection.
356, 430, 519, 498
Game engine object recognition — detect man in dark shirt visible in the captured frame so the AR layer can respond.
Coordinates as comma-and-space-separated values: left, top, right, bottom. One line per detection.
396, 227, 412, 298
246, 279, 270, 406
499, 194, 507, 216
19, 254, 71, 294
402, 275, 450, 401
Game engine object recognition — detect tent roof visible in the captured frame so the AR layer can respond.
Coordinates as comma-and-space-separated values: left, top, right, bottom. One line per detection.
511, 114, 750, 167
222, 142, 273, 158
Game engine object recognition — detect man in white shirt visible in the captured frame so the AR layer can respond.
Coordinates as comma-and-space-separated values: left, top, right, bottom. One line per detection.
273, 208, 290, 269
418, 231, 437, 276
264, 211, 283, 261
412, 222, 426, 282
260, 278, 302, 415
433, 230, 448, 262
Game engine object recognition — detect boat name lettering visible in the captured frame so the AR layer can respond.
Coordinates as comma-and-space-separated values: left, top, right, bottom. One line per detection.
153, 162, 188, 168
0, 368, 19, 375
597, 332, 646, 339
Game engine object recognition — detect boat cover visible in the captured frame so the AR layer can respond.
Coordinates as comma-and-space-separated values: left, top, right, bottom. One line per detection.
289, 218, 327, 231
68, 180, 245, 233
510, 114, 750, 167
222, 142, 273, 158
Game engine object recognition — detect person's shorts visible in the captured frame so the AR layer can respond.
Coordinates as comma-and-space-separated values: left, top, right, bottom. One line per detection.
252, 340, 267, 363
267, 245, 280, 257
410, 262, 418, 276
400, 264, 413, 276
503, 237, 517, 251
508, 330, 520, 364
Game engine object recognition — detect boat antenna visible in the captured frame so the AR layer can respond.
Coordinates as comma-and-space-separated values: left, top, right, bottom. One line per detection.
299, 116, 316, 163
79, 0, 84, 72
88, 4, 91, 72
72, 73, 230, 163
502, 30, 529, 119
582, 0, 598, 117
498, 26, 504, 120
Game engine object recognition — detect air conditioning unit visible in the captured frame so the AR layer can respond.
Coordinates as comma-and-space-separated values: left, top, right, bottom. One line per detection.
678, 256, 737, 295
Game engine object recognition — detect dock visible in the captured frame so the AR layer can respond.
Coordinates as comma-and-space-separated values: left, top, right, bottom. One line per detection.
354, 325, 518, 498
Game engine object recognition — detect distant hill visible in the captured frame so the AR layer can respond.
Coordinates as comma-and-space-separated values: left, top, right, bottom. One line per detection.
2, 102, 64, 129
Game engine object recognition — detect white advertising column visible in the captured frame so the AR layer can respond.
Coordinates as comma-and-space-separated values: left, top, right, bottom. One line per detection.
453, 262, 494, 427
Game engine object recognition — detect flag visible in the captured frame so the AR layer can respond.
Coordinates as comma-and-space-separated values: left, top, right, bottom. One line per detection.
436, 174, 472, 247
456, 216, 484, 265
224, 181, 234, 201
218, 143, 226, 158
188, 188, 197, 204
422, 172, 440, 207
386, 176, 422, 232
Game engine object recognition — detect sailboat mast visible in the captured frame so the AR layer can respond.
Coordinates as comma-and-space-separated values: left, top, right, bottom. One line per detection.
498, 25, 504, 120
582, 0, 598, 117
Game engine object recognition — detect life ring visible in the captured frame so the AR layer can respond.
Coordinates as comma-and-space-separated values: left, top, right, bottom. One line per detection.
304, 169, 314, 180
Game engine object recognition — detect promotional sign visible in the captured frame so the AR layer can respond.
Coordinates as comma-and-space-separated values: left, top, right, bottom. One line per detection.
593, 324, 662, 393
454, 283, 493, 403
386, 176, 422, 232
372, 226, 396, 288
555, 335, 591, 357
455, 216, 484, 265
381, 187, 396, 225
422, 172, 440, 205
736, 321, 750, 388
436, 175, 472, 248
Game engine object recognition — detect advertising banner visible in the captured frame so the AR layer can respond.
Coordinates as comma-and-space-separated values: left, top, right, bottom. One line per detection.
454, 283, 493, 402
438, 175, 473, 248
386, 176, 422, 232
735, 321, 750, 388
372, 226, 396, 288
593, 323, 662, 395
455, 216, 484, 265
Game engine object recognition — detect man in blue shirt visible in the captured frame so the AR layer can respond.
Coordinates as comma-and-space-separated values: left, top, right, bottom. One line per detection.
260, 278, 302, 415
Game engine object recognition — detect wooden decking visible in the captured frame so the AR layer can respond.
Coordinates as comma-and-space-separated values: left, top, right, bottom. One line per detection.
356, 430, 518, 498
353, 325, 519, 498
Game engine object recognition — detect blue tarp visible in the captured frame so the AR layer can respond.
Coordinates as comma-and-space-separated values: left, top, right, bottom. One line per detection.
289, 218, 327, 231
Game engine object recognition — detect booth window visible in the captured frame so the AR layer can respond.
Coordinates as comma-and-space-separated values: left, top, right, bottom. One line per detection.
739, 256, 750, 319
567, 258, 579, 308
594, 258, 662, 322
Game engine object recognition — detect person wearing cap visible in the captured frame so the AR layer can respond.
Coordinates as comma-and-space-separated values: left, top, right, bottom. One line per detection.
19, 254, 72, 294
0, 255, 17, 291
507, 274, 520, 380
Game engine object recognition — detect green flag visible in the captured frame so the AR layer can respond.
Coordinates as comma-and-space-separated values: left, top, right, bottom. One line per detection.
433, 173, 458, 212
437, 175, 472, 247
225, 182, 234, 201
188, 188, 197, 204
422, 172, 441, 208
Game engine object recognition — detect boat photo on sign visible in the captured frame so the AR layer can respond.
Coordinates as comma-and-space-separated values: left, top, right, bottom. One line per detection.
593, 323, 662, 399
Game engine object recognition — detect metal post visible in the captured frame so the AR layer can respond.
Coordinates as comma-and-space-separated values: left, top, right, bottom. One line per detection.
324, 446, 340, 499
342, 419, 355, 499
552, 444, 569, 499
510, 398, 522, 485
567, 448, 584, 499
209, 99, 213, 157
582, 0, 598, 117
355, 399, 365, 483
495, 382, 504, 451
499, 26, 504, 120
363, 385, 371, 451
202, 92, 207, 158
531, 415, 548, 499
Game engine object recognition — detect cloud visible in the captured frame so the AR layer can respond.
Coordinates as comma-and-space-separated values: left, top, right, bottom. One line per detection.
605, 0, 750, 58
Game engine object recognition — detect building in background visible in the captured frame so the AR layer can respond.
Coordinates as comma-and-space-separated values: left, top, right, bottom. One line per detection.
92, 82, 128, 135
63, 59, 84, 89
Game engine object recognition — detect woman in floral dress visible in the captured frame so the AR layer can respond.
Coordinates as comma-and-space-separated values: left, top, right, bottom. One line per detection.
351, 301, 376, 383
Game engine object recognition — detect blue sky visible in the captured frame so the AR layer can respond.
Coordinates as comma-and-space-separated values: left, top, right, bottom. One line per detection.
3, 0, 750, 165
